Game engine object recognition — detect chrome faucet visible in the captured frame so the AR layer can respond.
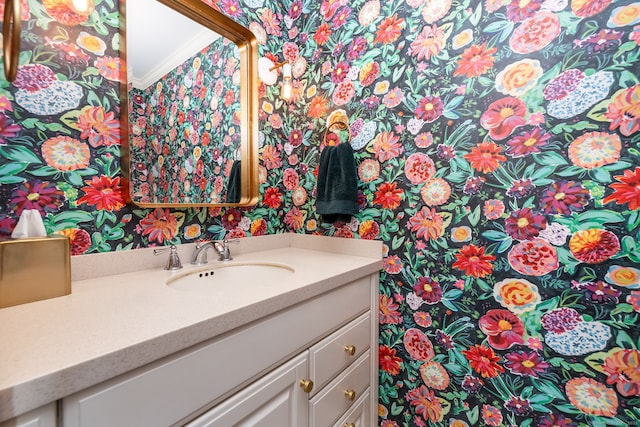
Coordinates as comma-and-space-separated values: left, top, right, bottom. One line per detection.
191, 239, 238, 264
153, 245, 183, 270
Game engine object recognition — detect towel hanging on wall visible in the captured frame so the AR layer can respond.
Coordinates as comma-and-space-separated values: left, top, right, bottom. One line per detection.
316, 111, 358, 223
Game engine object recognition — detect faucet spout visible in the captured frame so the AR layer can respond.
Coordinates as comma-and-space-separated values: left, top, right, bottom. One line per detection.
191, 239, 237, 264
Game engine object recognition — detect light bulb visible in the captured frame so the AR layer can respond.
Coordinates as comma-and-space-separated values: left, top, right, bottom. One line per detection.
72, 0, 90, 13
280, 63, 292, 101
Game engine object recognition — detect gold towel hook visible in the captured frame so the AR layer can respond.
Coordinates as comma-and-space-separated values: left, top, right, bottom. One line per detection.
3, 0, 21, 82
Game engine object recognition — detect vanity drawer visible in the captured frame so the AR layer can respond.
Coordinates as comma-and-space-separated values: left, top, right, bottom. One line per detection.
309, 311, 370, 395
333, 388, 370, 427
309, 351, 371, 427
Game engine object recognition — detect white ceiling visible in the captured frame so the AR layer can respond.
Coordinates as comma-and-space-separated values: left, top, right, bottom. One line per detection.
126, 0, 220, 89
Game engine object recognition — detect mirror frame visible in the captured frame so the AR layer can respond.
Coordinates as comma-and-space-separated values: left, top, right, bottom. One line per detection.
120, 0, 259, 207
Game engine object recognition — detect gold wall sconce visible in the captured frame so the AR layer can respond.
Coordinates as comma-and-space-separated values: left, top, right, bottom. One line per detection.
2, 0, 21, 82
258, 57, 292, 101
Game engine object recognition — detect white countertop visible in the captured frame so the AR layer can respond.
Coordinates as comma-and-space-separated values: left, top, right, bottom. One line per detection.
0, 234, 382, 422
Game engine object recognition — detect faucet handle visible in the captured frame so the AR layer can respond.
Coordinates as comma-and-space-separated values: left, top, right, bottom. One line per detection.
154, 245, 183, 270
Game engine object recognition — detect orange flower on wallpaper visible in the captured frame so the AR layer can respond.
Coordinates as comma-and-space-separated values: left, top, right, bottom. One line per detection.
464, 141, 507, 173
41, 136, 90, 172
569, 228, 620, 264
42, 0, 94, 26
374, 14, 404, 45
454, 43, 497, 79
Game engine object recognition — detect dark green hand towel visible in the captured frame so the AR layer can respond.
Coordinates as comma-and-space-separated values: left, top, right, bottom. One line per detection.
316, 143, 358, 223
226, 160, 241, 203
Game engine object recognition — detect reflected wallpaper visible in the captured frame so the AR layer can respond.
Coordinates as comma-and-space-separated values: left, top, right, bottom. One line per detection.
129, 37, 241, 204
1, 0, 640, 426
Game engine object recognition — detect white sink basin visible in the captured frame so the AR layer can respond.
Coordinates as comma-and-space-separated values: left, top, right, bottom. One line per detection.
167, 262, 295, 291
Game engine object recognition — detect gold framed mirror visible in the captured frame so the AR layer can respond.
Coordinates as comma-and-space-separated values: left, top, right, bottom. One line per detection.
120, 0, 259, 207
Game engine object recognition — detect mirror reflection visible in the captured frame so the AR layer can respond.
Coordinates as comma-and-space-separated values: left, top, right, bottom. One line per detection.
125, 0, 247, 205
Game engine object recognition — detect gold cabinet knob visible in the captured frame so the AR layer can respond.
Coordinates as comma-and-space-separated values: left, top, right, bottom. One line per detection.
344, 424, 356, 427
299, 379, 314, 393
344, 345, 356, 356
344, 389, 356, 401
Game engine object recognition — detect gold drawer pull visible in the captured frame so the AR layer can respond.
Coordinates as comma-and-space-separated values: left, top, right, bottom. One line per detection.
344, 345, 356, 356
344, 424, 356, 427
299, 379, 314, 393
344, 389, 356, 401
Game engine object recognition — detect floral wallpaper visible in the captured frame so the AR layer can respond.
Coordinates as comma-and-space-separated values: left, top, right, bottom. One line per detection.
128, 37, 241, 204
1, 0, 640, 427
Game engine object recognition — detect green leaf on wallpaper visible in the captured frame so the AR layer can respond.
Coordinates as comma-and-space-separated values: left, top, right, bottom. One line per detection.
533, 151, 568, 167
467, 406, 479, 425
28, 166, 59, 177
49, 210, 94, 230
468, 205, 480, 226
392, 64, 406, 83
587, 98, 611, 122
589, 167, 612, 183
390, 402, 403, 416
469, 4, 482, 26
619, 69, 640, 88
64, 171, 85, 187
60, 110, 81, 131
627, 210, 640, 232
483, 20, 515, 42
550, 121, 599, 134
391, 235, 405, 251
0, 145, 41, 164
0, 175, 25, 184
207, 225, 226, 240
0, 162, 28, 176
576, 210, 624, 224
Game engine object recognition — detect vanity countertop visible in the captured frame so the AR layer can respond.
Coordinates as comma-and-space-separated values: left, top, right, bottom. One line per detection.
0, 234, 382, 422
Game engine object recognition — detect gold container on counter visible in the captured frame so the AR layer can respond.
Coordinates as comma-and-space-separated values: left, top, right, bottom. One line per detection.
0, 235, 71, 309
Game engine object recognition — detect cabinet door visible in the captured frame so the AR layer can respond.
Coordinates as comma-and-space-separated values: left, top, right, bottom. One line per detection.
185, 353, 309, 427
0, 403, 56, 427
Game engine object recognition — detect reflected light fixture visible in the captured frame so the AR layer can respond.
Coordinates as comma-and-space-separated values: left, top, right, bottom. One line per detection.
258, 57, 292, 102
72, 0, 91, 13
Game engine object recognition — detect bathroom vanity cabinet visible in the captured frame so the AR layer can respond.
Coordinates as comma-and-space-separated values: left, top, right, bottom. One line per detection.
62, 274, 378, 426
0, 235, 381, 427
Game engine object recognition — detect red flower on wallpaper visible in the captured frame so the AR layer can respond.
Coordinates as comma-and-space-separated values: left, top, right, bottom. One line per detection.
77, 175, 125, 212
379, 345, 403, 376
480, 97, 527, 140
412, 277, 443, 304
403, 328, 435, 361
478, 309, 525, 350
504, 350, 550, 377
603, 167, 640, 210
454, 43, 497, 78
374, 182, 403, 210
452, 244, 495, 278
414, 95, 444, 123
138, 208, 179, 244
464, 141, 507, 173
262, 187, 282, 209
505, 127, 551, 157
540, 180, 591, 215
462, 344, 505, 378
374, 14, 404, 45
313, 23, 332, 45
504, 207, 547, 240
